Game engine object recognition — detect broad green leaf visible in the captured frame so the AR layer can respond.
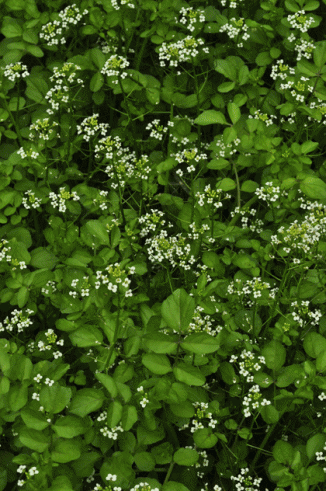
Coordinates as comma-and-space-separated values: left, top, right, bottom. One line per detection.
169, 401, 195, 418
314, 40, 326, 67
306, 434, 326, 461
19, 427, 49, 452
173, 363, 206, 386
107, 400, 123, 428
227, 102, 241, 124
194, 110, 226, 126
174, 447, 199, 466
214, 58, 237, 80
300, 176, 326, 199
70, 452, 101, 479
142, 353, 172, 374
261, 340, 286, 371
273, 440, 294, 464
241, 180, 259, 192
181, 333, 219, 355
301, 140, 319, 154
161, 288, 195, 333
216, 178, 236, 191
134, 451, 156, 471
232, 253, 256, 269
1, 17, 22, 37
218, 81, 236, 92
9, 383, 28, 411
29, 248, 58, 269
121, 404, 138, 431
260, 404, 280, 424
20, 408, 49, 431
55, 319, 77, 332
51, 438, 81, 463
316, 350, 326, 373
137, 424, 165, 445
95, 372, 118, 397
193, 428, 218, 448
69, 388, 105, 418
0, 467, 6, 491
69, 326, 103, 348
40, 385, 72, 414
143, 332, 178, 354
163, 482, 190, 491
275, 365, 304, 387
47, 475, 74, 491
303, 332, 326, 358
52, 415, 89, 438
80, 220, 110, 247
9, 354, 32, 381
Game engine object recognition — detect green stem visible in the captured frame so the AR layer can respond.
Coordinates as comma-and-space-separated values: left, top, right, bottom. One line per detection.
163, 462, 175, 485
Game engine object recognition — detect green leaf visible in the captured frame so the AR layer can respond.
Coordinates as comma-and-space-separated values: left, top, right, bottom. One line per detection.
306, 433, 326, 461
260, 404, 280, 424
107, 400, 123, 428
52, 415, 89, 438
218, 81, 236, 92
0, 468, 6, 491
174, 447, 199, 466
161, 288, 195, 333
241, 180, 259, 192
227, 102, 241, 124
303, 332, 326, 358
273, 440, 294, 464
232, 253, 256, 269
181, 333, 219, 355
20, 408, 49, 431
169, 401, 195, 418
163, 482, 190, 491
80, 220, 110, 247
10, 354, 32, 381
314, 40, 326, 67
261, 340, 286, 371
95, 372, 118, 397
135, 451, 156, 471
47, 475, 74, 491
194, 110, 226, 125
142, 353, 172, 374
69, 326, 103, 348
300, 176, 326, 200
9, 383, 28, 411
90, 72, 104, 92
193, 428, 218, 448
19, 427, 49, 452
1, 17, 22, 37
214, 58, 237, 80
69, 388, 105, 418
51, 438, 81, 463
39, 385, 72, 414
173, 363, 206, 386
255, 51, 273, 66
216, 178, 236, 191
121, 404, 138, 431
301, 140, 319, 154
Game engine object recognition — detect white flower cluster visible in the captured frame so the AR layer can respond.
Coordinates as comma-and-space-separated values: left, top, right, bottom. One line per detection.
138, 209, 173, 238
270, 59, 296, 81
29, 118, 59, 141
227, 277, 279, 308
17, 465, 39, 487
39, 4, 89, 46
254, 181, 288, 206
229, 206, 264, 234
22, 190, 43, 210
195, 184, 232, 210
96, 410, 124, 439
271, 199, 326, 260
1, 62, 30, 82
287, 10, 315, 33
229, 349, 266, 383
230, 467, 264, 490
178, 401, 218, 434
45, 62, 84, 114
144, 230, 197, 271
158, 35, 209, 67
48, 187, 80, 213
248, 109, 278, 127
94, 262, 135, 298
175, 7, 206, 32
145, 119, 172, 140
219, 18, 250, 48
105, 153, 151, 189
76, 113, 110, 142
0, 308, 33, 334
101, 55, 130, 85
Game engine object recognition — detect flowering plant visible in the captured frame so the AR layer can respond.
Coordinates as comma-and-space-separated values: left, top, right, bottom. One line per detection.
1, 1, 326, 491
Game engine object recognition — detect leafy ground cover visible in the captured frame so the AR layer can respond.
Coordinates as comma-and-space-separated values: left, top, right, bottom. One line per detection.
1, 0, 326, 490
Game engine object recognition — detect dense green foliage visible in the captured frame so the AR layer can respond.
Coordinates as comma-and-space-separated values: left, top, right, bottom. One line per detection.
1, 0, 326, 490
